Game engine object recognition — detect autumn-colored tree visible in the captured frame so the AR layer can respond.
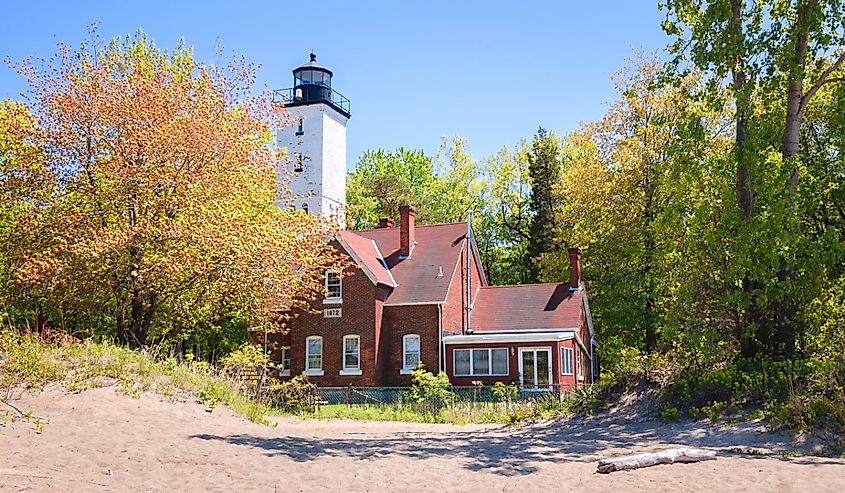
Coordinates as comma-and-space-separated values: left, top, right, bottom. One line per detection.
4, 32, 341, 348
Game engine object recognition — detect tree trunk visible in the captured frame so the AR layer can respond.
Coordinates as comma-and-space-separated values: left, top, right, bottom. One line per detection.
731, 0, 754, 222
643, 160, 657, 352
729, 0, 760, 358
774, 0, 812, 359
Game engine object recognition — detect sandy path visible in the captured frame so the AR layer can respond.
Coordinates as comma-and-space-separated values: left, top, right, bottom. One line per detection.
1, 387, 843, 492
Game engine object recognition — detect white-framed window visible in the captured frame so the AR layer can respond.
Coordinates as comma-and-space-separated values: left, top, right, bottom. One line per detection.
401, 334, 420, 373
561, 346, 574, 375
342, 335, 360, 374
324, 269, 342, 303
453, 348, 508, 376
577, 349, 584, 381
279, 346, 291, 376
303, 336, 323, 376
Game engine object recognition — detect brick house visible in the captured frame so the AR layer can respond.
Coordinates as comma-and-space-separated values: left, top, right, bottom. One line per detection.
267, 205, 598, 390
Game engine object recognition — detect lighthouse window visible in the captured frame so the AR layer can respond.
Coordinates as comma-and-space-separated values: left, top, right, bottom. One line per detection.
302, 203, 309, 214
294, 152, 303, 172
296, 118, 304, 135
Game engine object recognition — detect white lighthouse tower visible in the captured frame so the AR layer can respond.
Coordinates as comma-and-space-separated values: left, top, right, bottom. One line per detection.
277, 53, 351, 227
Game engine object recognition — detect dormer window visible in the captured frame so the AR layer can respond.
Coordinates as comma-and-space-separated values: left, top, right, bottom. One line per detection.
325, 269, 342, 303
294, 152, 303, 172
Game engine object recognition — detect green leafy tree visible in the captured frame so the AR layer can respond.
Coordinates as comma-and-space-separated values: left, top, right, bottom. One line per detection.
662, 0, 845, 359
346, 148, 436, 229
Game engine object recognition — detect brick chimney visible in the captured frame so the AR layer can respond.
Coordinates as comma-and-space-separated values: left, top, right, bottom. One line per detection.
568, 247, 582, 290
378, 217, 395, 228
400, 205, 416, 257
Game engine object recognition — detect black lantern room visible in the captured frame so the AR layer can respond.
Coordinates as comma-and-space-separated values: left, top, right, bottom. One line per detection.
285, 53, 350, 117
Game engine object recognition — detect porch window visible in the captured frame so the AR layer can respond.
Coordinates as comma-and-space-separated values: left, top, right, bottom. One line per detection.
561, 347, 574, 375
280, 346, 291, 376
577, 350, 584, 381
342, 335, 360, 372
325, 269, 342, 302
453, 348, 508, 376
454, 349, 471, 375
402, 334, 420, 372
304, 336, 323, 375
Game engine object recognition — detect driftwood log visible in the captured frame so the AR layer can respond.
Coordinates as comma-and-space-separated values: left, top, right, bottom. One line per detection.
596, 448, 717, 474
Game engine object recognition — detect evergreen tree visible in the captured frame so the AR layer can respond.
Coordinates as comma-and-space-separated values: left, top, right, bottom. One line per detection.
525, 128, 563, 283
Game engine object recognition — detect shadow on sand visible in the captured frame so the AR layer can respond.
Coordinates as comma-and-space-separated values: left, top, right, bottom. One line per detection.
190, 413, 838, 476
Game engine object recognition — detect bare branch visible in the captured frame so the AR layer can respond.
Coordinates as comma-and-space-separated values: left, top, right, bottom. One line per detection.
801, 51, 845, 110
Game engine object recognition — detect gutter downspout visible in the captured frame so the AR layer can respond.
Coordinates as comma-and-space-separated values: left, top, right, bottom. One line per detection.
438, 304, 443, 373
466, 210, 473, 334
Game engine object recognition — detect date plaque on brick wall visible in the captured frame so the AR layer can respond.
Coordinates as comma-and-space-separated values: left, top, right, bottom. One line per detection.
324, 308, 342, 318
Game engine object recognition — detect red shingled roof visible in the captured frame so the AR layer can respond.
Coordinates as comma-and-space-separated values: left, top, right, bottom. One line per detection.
338, 230, 396, 287
346, 222, 470, 305
471, 283, 584, 332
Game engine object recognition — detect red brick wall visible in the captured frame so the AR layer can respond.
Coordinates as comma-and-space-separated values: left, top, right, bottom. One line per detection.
280, 260, 384, 387
442, 253, 466, 337
381, 304, 440, 385
441, 240, 486, 337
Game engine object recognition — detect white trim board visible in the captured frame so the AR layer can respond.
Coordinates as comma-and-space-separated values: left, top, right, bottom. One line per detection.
443, 332, 575, 345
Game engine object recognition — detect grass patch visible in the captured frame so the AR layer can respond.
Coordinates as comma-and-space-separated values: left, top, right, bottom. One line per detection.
0, 330, 272, 424
303, 403, 522, 424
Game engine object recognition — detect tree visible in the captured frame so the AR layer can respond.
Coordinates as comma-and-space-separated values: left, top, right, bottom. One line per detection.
552, 56, 732, 359
478, 142, 533, 284
525, 128, 563, 283
346, 148, 435, 229
662, 0, 845, 359
4, 32, 341, 348
346, 136, 486, 229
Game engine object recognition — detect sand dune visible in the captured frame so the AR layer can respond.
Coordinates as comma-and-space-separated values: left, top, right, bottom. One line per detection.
1, 387, 843, 492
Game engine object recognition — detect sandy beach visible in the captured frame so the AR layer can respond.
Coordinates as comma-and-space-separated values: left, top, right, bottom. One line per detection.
1, 386, 843, 492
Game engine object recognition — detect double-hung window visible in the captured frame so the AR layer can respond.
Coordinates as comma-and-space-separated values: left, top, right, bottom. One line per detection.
341, 335, 361, 375
402, 334, 420, 373
453, 348, 508, 376
279, 346, 291, 376
304, 336, 323, 376
325, 269, 342, 303
561, 347, 574, 375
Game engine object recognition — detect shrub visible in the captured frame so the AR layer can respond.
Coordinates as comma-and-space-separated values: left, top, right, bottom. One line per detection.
268, 376, 317, 414
405, 364, 455, 415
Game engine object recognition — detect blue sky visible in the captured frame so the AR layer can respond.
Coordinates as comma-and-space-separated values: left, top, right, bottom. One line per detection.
0, 1, 670, 167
